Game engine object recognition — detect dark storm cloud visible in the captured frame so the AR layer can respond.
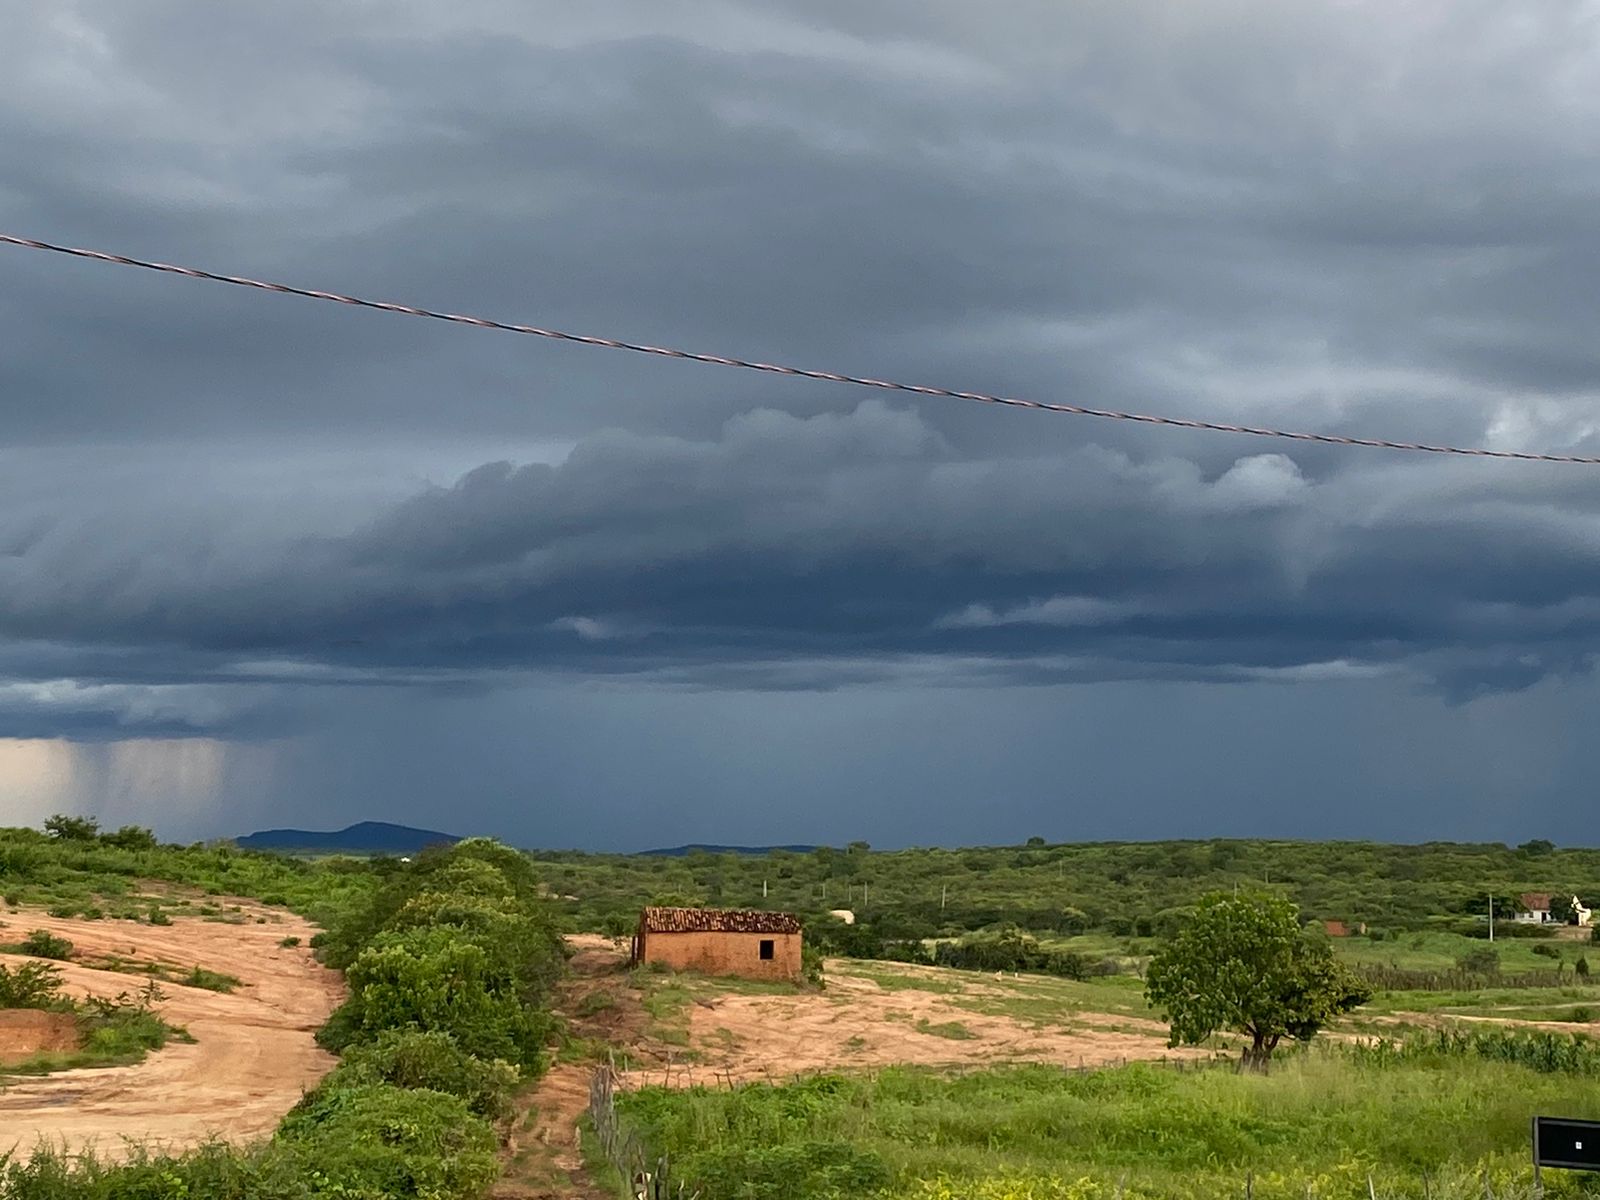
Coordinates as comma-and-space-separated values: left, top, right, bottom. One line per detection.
4, 401, 1600, 740
4, 2, 1600, 751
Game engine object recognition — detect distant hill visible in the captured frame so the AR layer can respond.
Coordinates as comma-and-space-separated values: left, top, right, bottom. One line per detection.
235, 821, 461, 854
640, 843, 820, 857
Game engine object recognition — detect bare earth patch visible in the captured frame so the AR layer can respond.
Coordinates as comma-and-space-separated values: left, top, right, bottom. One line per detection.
618, 958, 1204, 1089
0, 1010, 80, 1064
0, 904, 343, 1161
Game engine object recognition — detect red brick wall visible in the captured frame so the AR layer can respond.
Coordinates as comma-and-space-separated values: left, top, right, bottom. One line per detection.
637, 929, 802, 982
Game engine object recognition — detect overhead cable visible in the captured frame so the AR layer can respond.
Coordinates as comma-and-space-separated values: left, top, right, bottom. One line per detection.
3, 232, 1596, 465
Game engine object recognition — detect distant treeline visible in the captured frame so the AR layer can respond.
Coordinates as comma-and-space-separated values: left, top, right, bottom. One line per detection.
528, 837, 1600, 945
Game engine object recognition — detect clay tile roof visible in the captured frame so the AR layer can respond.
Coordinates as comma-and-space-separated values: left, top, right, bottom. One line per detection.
639, 906, 802, 934
1521, 893, 1553, 911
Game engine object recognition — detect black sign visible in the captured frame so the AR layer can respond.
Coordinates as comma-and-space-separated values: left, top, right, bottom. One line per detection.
1534, 1117, 1600, 1171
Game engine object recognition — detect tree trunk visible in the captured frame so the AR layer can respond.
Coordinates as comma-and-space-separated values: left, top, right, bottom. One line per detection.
1241, 1031, 1273, 1073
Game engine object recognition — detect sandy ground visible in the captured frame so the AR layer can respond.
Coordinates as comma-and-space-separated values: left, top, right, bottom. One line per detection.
620, 965, 1203, 1089
0, 904, 343, 1161
496, 942, 1203, 1093
0, 1010, 80, 1063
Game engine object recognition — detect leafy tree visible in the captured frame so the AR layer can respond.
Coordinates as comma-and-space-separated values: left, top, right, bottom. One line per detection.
1145, 892, 1370, 1070
99, 824, 159, 850
43, 814, 99, 841
1520, 839, 1557, 856
1025, 836, 1046, 847
1550, 895, 1579, 925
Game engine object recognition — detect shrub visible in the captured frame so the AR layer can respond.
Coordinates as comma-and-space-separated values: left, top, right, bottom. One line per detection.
1578, 956, 1591, 978
311, 1029, 519, 1121
931, 926, 1086, 978
1457, 946, 1500, 975
0, 959, 68, 1009
276, 1082, 498, 1200
280, 935, 301, 948
182, 965, 241, 993
1532, 943, 1561, 959
323, 926, 550, 1067
78, 999, 182, 1063
3, 892, 20, 907
99, 825, 159, 851
19, 929, 73, 960
0, 1140, 316, 1198
147, 907, 172, 926
801, 943, 826, 988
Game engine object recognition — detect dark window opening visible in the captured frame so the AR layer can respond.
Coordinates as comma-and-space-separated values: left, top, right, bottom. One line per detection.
759, 939, 775, 960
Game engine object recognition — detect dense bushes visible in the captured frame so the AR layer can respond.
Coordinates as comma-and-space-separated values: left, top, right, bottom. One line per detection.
276, 1083, 499, 1199
931, 928, 1088, 978
316, 838, 565, 1072
292, 836, 566, 1197
312, 1030, 520, 1121
321, 927, 545, 1064
813, 921, 1093, 979
0, 825, 564, 1200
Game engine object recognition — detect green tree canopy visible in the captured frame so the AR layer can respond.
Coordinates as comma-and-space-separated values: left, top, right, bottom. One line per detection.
1145, 891, 1370, 1069
43, 814, 99, 841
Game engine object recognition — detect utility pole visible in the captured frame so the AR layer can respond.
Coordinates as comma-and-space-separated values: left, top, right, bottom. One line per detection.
1489, 894, 1495, 942
941, 883, 947, 911
762, 878, 767, 900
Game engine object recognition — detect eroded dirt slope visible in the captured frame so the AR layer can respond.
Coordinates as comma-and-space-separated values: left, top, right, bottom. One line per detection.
0, 904, 342, 1161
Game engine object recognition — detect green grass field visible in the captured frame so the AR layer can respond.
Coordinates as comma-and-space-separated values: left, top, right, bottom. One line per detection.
1331, 930, 1592, 974
617, 1052, 1600, 1200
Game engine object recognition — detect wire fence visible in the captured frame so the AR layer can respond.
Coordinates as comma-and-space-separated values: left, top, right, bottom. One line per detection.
590, 1061, 698, 1200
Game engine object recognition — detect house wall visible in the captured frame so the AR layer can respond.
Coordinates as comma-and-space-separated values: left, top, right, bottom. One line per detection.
637, 929, 803, 982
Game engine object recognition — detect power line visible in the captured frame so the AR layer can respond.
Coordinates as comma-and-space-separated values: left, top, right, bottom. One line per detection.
4, 231, 1597, 465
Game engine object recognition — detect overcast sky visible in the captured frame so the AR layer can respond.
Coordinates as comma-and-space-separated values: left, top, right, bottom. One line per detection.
3, 2, 1600, 848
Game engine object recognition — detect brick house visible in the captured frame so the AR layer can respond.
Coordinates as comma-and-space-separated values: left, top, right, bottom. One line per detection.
631, 906, 803, 982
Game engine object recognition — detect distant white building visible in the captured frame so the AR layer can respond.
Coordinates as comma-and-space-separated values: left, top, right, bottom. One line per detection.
1515, 893, 1554, 924
1514, 893, 1592, 926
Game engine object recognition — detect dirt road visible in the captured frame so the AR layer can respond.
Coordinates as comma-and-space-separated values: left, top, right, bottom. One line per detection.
495, 936, 634, 1200
0, 904, 342, 1161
